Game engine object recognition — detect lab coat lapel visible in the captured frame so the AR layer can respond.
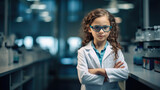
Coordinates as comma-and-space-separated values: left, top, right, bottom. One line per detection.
84, 41, 101, 68
102, 45, 113, 61
88, 49, 101, 68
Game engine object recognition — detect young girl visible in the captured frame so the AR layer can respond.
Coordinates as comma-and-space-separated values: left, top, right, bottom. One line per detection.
77, 8, 129, 90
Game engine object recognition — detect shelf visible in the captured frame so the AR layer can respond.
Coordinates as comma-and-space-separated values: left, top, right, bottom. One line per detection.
23, 65, 34, 81
10, 70, 22, 90
22, 79, 34, 90
22, 76, 33, 85
11, 82, 22, 90
14, 86, 22, 90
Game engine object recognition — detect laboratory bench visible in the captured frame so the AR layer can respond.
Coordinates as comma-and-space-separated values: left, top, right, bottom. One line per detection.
0, 55, 52, 90
128, 63, 160, 90
124, 52, 160, 90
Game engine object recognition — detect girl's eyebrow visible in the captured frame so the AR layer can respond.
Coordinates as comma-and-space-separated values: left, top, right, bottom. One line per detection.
92, 21, 109, 24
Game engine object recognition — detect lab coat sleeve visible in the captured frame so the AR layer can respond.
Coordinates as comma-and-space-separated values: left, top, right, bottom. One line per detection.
77, 49, 105, 85
105, 50, 129, 82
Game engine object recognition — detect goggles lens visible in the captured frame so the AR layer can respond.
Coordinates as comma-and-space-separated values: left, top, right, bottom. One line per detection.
90, 25, 112, 32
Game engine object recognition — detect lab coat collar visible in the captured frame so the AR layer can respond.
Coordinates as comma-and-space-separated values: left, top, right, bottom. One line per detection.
84, 41, 92, 50
84, 41, 113, 67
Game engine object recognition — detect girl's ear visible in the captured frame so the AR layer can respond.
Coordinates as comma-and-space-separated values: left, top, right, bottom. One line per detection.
88, 28, 92, 33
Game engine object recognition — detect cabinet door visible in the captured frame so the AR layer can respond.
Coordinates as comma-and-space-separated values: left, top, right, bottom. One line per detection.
10, 70, 22, 90
0, 75, 10, 90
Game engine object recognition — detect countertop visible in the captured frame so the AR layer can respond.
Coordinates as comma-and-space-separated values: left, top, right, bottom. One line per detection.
128, 63, 160, 89
0, 56, 51, 77
124, 51, 160, 90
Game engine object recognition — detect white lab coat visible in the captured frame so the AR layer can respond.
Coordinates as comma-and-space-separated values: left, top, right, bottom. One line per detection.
77, 41, 129, 90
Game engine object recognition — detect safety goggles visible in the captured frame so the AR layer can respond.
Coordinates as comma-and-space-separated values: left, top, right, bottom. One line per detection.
90, 25, 112, 32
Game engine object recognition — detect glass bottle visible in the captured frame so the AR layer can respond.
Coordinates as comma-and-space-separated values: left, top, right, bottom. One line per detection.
133, 46, 143, 65
144, 27, 154, 41
135, 26, 142, 41
155, 25, 160, 40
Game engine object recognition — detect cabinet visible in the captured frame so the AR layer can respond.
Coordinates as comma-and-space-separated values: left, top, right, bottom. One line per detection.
0, 59, 50, 90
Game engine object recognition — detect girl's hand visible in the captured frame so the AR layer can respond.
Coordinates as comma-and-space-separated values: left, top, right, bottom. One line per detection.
88, 69, 107, 77
89, 69, 108, 82
114, 61, 125, 68
88, 69, 98, 74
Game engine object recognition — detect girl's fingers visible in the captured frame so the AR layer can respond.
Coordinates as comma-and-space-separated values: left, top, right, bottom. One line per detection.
120, 66, 125, 68
117, 62, 123, 68
114, 61, 121, 68
115, 61, 121, 65
114, 61, 124, 68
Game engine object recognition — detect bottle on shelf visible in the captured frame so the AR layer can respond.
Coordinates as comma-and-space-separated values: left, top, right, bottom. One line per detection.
142, 46, 157, 70
154, 25, 160, 40
144, 27, 155, 41
135, 26, 145, 41
12, 44, 22, 63
133, 46, 143, 65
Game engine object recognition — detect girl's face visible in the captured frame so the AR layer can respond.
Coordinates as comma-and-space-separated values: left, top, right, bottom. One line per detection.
89, 15, 111, 43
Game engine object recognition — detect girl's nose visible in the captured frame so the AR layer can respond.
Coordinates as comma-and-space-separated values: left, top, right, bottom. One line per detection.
99, 29, 104, 33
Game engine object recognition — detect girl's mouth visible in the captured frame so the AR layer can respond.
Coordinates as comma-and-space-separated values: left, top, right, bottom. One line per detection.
98, 34, 104, 37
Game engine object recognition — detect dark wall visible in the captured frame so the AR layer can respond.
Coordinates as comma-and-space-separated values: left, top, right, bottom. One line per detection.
150, 0, 160, 26
2, 0, 160, 41
0, 0, 5, 33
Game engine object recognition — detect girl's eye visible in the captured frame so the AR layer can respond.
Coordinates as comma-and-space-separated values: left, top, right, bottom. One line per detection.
103, 26, 108, 29
94, 26, 100, 29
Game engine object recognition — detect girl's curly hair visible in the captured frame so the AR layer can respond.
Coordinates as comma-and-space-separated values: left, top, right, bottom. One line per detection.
81, 8, 122, 60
